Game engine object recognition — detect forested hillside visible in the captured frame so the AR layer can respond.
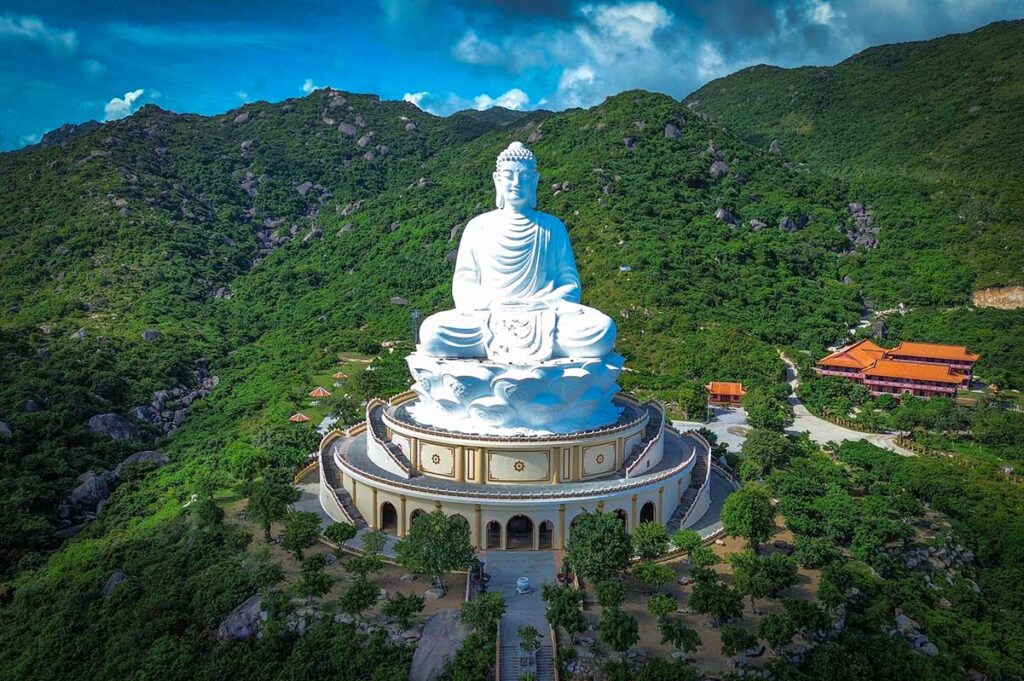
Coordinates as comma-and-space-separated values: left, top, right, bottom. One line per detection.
1, 19, 1023, 681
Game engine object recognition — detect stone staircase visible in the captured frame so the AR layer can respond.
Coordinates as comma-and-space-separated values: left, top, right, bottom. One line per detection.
320, 447, 368, 529
369, 407, 415, 474
666, 442, 709, 532
620, 403, 664, 474
499, 644, 554, 681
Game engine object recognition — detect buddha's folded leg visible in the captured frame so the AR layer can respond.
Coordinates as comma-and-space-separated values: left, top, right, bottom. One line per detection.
418, 310, 488, 358
552, 303, 617, 358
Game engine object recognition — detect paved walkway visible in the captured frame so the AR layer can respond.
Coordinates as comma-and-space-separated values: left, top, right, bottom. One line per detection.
484, 550, 558, 681
687, 471, 736, 539
674, 354, 911, 457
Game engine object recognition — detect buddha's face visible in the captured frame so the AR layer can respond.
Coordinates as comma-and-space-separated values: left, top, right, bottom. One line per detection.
493, 160, 538, 211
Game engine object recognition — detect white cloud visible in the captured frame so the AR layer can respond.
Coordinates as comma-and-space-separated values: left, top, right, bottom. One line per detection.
579, 2, 673, 48
104, 88, 145, 121
403, 91, 429, 107
473, 88, 530, 111
452, 30, 502, 65
82, 59, 106, 77
807, 0, 840, 26
302, 78, 321, 94
557, 64, 597, 108
0, 13, 77, 54
19, 132, 41, 146
696, 42, 726, 80
236, 91, 249, 101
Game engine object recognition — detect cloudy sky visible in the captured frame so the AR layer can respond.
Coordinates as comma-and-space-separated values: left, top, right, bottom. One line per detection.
1, 0, 1021, 150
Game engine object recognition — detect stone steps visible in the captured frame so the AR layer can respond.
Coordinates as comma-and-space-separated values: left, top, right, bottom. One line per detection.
320, 449, 368, 529
499, 644, 554, 681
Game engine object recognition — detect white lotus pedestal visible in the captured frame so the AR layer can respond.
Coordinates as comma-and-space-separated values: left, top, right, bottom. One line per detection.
405, 350, 624, 435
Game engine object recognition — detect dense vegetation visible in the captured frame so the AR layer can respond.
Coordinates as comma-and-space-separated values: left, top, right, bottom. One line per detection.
0, 19, 1022, 681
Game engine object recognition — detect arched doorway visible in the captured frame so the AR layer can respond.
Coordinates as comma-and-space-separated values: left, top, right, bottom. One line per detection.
409, 509, 425, 529
538, 520, 553, 549
380, 502, 398, 533
640, 501, 655, 524
506, 515, 534, 550
614, 508, 628, 530
486, 520, 502, 549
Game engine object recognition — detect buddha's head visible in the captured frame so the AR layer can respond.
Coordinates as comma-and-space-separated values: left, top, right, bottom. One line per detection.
493, 141, 538, 212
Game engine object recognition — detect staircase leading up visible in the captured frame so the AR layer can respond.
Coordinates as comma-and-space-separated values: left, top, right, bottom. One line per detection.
499, 644, 554, 681
320, 447, 368, 529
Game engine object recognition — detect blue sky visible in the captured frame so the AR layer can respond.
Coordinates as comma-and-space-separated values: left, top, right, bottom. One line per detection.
2, 0, 1022, 150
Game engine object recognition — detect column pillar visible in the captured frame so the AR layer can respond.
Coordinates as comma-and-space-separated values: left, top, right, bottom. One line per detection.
597, 500, 605, 512
615, 437, 625, 470
371, 487, 379, 529
533, 520, 539, 551
550, 447, 560, 484
658, 487, 665, 523
558, 505, 566, 550
571, 445, 582, 481
399, 495, 407, 537
476, 448, 486, 484
474, 505, 482, 548
410, 437, 419, 470
455, 445, 465, 482
631, 494, 638, 531
500, 520, 507, 550
435, 500, 443, 512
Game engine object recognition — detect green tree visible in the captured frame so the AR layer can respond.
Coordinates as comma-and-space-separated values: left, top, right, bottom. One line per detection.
344, 552, 384, 580
739, 429, 792, 481
782, 598, 828, 636
323, 521, 357, 547
541, 583, 585, 643
361, 528, 388, 555
295, 554, 334, 602
338, 578, 379, 622
517, 624, 541, 655
792, 535, 839, 568
381, 593, 425, 629
647, 593, 677, 620
720, 625, 758, 665
191, 494, 224, 529
565, 510, 633, 582
598, 607, 639, 654
672, 529, 702, 557
758, 612, 796, 651
395, 511, 474, 596
281, 511, 323, 560
658, 617, 701, 654
677, 381, 708, 420
596, 579, 626, 608
633, 561, 675, 593
460, 591, 506, 636
247, 479, 299, 541
721, 485, 775, 550
728, 550, 771, 609
742, 389, 792, 432
761, 552, 799, 596
689, 580, 743, 626
632, 521, 670, 561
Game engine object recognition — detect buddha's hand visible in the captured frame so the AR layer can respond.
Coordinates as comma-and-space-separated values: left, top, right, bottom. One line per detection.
540, 283, 577, 304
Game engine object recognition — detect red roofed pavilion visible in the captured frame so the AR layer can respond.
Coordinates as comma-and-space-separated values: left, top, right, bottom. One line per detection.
289, 413, 310, 423
309, 387, 332, 398
706, 381, 747, 406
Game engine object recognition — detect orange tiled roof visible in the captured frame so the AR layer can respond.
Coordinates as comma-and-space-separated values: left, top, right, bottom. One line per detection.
862, 359, 963, 384
308, 387, 332, 398
332, 371, 348, 380
706, 381, 746, 396
289, 413, 310, 423
887, 341, 979, 363
817, 339, 887, 370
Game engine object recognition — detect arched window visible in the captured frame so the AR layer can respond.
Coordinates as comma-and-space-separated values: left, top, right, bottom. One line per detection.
640, 501, 656, 524
486, 520, 502, 549
410, 509, 425, 528
506, 515, 534, 550
613, 508, 628, 530
538, 520, 554, 550
380, 502, 398, 533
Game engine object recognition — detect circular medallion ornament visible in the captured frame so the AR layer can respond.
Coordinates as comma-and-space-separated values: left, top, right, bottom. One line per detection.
513, 460, 526, 472
596, 453, 606, 464
431, 453, 441, 465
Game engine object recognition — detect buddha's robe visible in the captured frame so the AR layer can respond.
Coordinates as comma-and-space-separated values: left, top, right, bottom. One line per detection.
419, 209, 616, 361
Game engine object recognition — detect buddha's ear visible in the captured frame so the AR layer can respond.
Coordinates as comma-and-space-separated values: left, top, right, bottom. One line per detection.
492, 172, 504, 209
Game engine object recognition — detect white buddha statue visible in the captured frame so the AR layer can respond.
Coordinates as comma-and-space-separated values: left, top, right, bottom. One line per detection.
419, 142, 616, 363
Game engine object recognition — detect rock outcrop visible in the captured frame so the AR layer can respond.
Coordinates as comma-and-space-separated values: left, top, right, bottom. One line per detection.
216, 595, 265, 641
87, 413, 140, 441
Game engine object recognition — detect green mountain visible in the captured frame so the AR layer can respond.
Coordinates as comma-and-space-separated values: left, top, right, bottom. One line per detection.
685, 19, 1024, 295
1, 21, 1023, 681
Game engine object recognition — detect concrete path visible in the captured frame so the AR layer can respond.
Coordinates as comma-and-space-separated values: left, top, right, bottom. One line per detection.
484, 550, 558, 681
674, 353, 911, 457
687, 471, 736, 539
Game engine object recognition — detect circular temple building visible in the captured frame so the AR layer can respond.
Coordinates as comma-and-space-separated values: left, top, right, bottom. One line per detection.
316, 141, 714, 549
